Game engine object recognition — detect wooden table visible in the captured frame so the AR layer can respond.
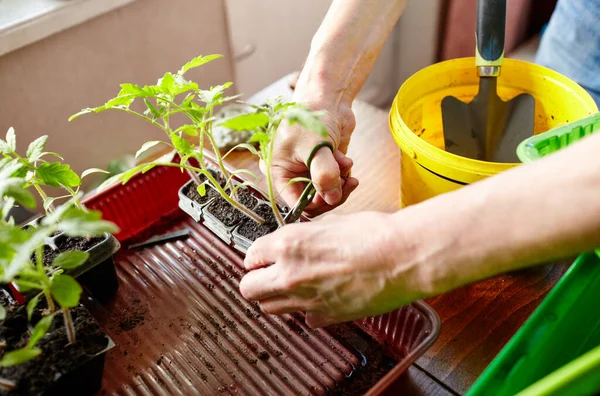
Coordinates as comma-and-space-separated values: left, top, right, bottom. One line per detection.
215, 76, 570, 395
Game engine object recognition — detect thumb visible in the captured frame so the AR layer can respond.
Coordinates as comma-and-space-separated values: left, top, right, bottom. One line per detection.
309, 148, 342, 206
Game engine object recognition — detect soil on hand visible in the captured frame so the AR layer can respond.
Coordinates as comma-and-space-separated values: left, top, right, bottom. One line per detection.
205, 189, 257, 227
236, 204, 278, 241
0, 305, 109, 395
35, 236, 104, 268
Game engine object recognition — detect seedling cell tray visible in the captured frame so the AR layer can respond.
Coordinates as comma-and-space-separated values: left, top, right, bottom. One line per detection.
82, 157, 441, 395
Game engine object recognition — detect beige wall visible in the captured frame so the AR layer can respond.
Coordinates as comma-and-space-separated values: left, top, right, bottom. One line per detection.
0, 0, 234, 182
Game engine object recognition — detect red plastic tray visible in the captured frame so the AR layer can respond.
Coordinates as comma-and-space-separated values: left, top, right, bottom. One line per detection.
82, 155, 440, 395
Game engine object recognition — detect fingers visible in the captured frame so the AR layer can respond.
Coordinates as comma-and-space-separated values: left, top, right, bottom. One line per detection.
244, 230, 281, 271
239, 264, 284, 301
334, 150, 353, 178
303, 176, 359, 217
305, 312, 334, 328
309, 148, 342, 205
259, 295, 320, 315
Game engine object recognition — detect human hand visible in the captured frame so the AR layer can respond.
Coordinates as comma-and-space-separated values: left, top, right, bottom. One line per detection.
239, 211, 423, 328
264, 91, 359, 217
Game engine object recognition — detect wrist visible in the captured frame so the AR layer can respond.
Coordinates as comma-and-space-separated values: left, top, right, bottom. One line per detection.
387, 200, 468, 299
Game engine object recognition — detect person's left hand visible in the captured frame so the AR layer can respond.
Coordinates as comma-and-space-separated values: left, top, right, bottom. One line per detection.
239, 211, 423, 328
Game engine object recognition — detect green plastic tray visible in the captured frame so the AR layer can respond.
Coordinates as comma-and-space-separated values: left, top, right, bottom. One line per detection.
517, 112, 600, 163
467, 113, 600, 396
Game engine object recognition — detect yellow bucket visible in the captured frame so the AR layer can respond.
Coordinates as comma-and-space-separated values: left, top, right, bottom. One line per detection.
389, 57, 598, 207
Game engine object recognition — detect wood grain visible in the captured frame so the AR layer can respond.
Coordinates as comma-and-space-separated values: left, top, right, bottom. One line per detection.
179, 76, 570, 394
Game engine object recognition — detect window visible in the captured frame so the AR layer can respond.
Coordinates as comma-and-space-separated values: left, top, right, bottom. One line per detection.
0, 0, 135, 57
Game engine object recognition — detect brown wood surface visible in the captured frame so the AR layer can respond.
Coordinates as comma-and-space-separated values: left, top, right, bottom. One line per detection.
193, 76, 570, 394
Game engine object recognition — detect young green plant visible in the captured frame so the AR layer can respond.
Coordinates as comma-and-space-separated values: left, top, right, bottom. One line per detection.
0, 127, 108, 214
0, 154, 117, 372
0, 197, 117, 370
69, 54, 265, 224
219, 97, 328, 226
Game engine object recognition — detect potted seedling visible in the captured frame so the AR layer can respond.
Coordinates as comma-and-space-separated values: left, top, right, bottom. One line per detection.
69, 54, 328, 252
0, 128, 121, 302
0, 162, 118, 395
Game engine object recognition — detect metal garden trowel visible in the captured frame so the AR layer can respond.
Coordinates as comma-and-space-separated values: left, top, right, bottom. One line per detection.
442, 0, 535, 163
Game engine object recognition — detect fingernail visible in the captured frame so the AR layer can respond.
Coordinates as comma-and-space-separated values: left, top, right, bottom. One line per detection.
325, 188, 342, 205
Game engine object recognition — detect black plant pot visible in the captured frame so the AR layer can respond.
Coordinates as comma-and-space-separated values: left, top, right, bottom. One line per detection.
16, 219, 121, 303
0, 304, 114, 396
177, 167, 293, 253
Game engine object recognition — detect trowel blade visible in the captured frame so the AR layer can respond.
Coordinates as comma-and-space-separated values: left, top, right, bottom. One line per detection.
442, 78, 535, 163
441, 95, 484, 160
490, 93, 535, 162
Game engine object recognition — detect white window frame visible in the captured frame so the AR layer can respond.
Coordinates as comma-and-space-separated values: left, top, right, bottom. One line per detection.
0, 0, 136, 57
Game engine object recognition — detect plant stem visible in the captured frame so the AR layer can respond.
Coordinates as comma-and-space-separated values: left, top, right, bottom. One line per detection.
185, 161, 203, 186
113, 108, 171, 136
153, 162, 264, 224
0, 378, 16, 391
204, 107, 235, 198
62, 308, 76, 345
43, 289, 55, 313
35, 245, 44, 273
32, 184, 55, 213
63, 186, 84, 211
265, 121, 285, 226
15, 280, 43, 290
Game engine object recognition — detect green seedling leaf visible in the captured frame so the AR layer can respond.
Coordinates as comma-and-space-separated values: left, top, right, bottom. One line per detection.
172, 76, 198, 96
44, 196, 68, 216
198, 83, 233, 105
27, 294, 40, 321
0, 348, 42, 367
178, 54, 222, 75
222, 143, 259, 160
174, 125, 199, 137
81, 168, 110, 179
135, 141, 166, 159
159, 72, 176, 96
0, 179, 35, 208
26, 135, 48, 162
52, 250, 89, 269
2, 228, 48, 282
28, 314, 54, 348
105, 95, 135, 109
0, 139, 10, 154
170, 134, 193, 156
228, 168, 260, 181
5, 128, 16, 151
197, 183, 206, 197
119, 83, 149, 98
143, 99, 163, 120
1, 197, 15, 222
58, 207, 119, 237
0, 226, 29, 246
36, 162, 80, 188
0, 305, 6, 321
0, 160, 22, 179
248, 132, 269, 145
181, 94, 195, 108
283, 107, 328, 137
219, 113, 269, 131
39, 152, 64, 161
50, 274, 82, 308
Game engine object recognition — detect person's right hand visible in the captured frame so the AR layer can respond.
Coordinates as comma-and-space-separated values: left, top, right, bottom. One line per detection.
264, 83, 359, 217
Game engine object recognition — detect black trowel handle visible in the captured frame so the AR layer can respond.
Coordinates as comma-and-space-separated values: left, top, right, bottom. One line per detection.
476, 0, 506, 71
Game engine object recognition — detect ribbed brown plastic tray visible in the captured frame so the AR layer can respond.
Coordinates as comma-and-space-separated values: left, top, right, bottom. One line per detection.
83, 158, 441, 395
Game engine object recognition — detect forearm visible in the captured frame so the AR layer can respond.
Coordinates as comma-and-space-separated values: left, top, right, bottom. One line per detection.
295, 0, 408, 108
395, 133, 600, 296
